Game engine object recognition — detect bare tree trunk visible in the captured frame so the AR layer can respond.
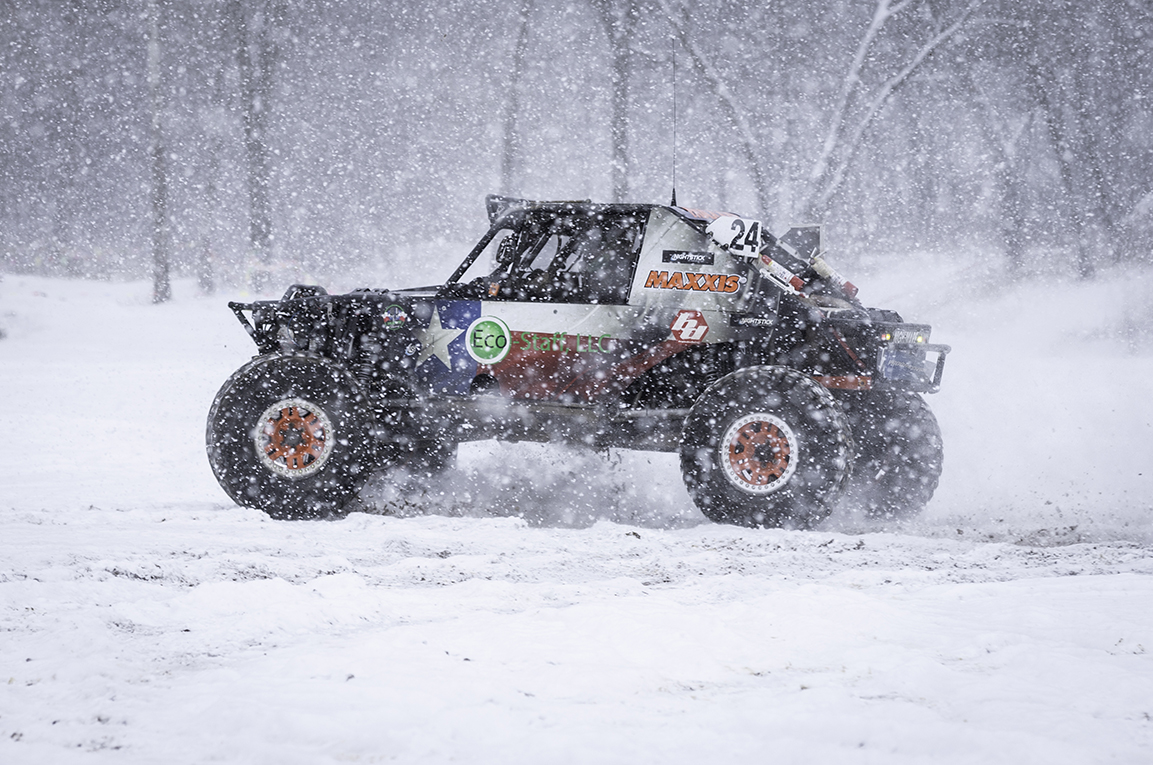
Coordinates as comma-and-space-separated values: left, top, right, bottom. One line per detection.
501, 1, 532, 195
197, 4, 236, 296
592, 0, 637, 202
198, 63, 228, 296
1071, 61, 1116, 266
234, 0, 282, 292
146, 0, 171, 304
971, 73, 1030, 276
1026, 55, 1094, 279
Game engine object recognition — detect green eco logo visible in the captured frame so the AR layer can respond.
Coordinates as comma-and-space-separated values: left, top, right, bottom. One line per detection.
465, 316, 512, 364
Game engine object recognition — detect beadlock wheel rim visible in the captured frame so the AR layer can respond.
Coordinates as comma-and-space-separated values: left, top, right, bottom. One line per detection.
254, 398, 334, 479
720, 412, 798, 495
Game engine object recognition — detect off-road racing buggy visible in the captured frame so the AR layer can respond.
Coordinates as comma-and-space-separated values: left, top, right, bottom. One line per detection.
207, 195, 949, 527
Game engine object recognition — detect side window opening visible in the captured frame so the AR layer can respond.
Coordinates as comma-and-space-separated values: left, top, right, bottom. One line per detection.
454, 227, 518, 291
457, 212, 644, 304
567, 218, 642, 304
733, 266, 783, 318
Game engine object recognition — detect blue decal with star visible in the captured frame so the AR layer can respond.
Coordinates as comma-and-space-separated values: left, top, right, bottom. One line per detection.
414, 300, 481, 395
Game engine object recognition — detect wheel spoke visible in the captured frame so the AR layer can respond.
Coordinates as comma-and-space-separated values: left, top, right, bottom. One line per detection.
255, 399, 335, 478
726, 417, 793, 490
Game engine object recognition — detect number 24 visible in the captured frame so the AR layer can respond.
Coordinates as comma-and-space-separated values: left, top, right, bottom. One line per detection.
726, 218, 762, 253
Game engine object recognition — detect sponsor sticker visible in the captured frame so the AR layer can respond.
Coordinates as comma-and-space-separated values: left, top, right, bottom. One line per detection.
662, 250, 715, 266
465, 316, 512, 364
644, 270, 743, 293
381, 304, 410, 331
670, 310, 709, 343
730, 314, 776, 328
514, 331, 612, 354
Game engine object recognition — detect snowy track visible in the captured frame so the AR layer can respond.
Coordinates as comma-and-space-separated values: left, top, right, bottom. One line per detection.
4, 507, 1153, 764
2, 273, 1152, 763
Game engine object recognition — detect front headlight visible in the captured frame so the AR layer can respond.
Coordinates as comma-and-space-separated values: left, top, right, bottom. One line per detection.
885, 327, 930, 344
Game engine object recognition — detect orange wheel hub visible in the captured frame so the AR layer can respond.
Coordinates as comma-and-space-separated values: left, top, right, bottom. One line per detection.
721, 413, 797, 494
255, 399, 334, 478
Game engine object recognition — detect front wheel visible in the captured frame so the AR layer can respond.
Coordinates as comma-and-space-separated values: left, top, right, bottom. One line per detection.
680, 366, 854, 528
836, 390, 943, 519
206, 353, 376, 519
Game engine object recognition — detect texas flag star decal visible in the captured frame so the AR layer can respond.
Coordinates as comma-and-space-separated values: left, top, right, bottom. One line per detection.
414, 300, 481, 394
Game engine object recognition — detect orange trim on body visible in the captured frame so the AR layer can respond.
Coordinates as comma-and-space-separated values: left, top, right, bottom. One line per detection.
812, 375, 873, 391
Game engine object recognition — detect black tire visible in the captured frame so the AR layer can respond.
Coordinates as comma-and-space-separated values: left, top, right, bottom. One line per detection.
835, 390, 943, 519
386, 438, 458, 479
412, 439, 457, 473
680, 366, 854, 528
206, 353, 376, 519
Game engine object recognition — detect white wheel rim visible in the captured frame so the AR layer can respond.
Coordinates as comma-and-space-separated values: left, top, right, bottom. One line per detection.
720, 412, 798, 495
254, 398, 335, 479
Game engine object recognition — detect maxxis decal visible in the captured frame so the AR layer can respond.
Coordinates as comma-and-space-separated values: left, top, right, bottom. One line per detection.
644, 270, 742, 293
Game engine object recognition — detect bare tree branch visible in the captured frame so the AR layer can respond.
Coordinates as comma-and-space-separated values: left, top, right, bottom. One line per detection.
804, 0, 987, 218
658, 0, 772, 214
810, 0, 916, 187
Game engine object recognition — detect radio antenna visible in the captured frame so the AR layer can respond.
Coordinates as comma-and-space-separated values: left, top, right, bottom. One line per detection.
671, 38, 678, 207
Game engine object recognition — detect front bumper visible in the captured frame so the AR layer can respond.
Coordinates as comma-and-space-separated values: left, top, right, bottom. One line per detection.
877, 342, 951, 393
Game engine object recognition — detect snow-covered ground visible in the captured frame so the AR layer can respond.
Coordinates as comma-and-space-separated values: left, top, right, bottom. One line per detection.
2, 264, 1152, 763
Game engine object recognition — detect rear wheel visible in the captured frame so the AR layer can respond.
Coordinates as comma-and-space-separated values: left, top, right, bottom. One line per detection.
836, 390, 943, 519
207, 353, 376, 519
680, 366, 854, 528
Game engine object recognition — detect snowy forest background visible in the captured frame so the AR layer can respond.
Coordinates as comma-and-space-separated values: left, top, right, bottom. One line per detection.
3, 0, 1152, 293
